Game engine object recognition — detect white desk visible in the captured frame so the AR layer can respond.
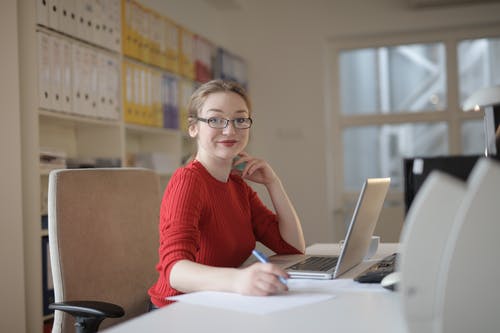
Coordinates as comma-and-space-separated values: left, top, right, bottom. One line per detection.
103, 243, 407, 333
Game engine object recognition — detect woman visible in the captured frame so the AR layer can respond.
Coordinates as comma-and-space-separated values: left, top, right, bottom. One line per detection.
148, 79, 305, 308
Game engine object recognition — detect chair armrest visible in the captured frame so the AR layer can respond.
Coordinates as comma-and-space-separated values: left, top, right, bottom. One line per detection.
49, 300, 124, 333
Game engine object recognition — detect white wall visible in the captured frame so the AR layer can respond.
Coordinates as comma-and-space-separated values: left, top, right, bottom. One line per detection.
0, 0, 26, 332
144, 0, 500, 244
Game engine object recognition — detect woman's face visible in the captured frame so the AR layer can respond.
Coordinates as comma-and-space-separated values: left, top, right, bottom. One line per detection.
189, 91, 250, 162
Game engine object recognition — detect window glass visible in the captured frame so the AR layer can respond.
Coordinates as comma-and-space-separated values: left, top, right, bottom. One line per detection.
343, 122, 448, 190
340, 43, 446, 115
458, 38, 500, 109
461, 119, 485, 155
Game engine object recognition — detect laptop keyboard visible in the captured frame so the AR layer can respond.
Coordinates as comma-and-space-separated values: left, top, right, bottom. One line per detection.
354, 253, 398, 283
286, 256, 338, 271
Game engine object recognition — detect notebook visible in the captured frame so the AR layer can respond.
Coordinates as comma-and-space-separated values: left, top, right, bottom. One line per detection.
271, 177, 390, 279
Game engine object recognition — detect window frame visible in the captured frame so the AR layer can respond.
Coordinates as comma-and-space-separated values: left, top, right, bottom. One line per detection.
324, 23, 500, 240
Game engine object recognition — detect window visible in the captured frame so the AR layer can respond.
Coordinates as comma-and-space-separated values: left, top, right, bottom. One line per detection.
327, 24, 500, 241
458, 37, 500, 108
343, 122, 448, 190
340, 43, 446, 115
336, 36, 500, 189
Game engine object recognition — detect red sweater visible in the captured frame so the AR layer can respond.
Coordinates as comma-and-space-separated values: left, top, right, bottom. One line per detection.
148, 160, 300, 307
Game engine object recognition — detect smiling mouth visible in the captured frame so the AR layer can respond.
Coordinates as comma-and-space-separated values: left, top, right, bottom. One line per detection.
219, 140, 238, 146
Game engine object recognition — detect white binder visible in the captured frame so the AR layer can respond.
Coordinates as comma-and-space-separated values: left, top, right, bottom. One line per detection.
36, 0, 49, 27
87, 47, 99, 118
37, 31, 53, 110
47, 0, 60, 31
96, 52, 119, 120
71, 43, 84, 116
60, 37, 72, 113
59, 0, 76, 38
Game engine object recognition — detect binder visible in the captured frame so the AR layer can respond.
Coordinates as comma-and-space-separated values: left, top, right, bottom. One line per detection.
163, 74, 180, 130
157, 17, 167, 70
88, 47, 99, 117
60, 37, 72, 113
47, 0, 60, 31
195, 35, 215, 83
106, 55, 121, 120
122, 0, 134, 57
123, 61, 135, 124
92, 0, 105, 47
215, 48, 248, 89
165, 17, 180, 74
136, 4, 148, 64
97, 52, 108, 119
151, 70, 163, 127
59, 0, 75, 37
129, 1, 141, 59
140, 65, 149, 125
178, 78, 193, 132
149, 12, 162, 68
49, 35, 63, 111
179, 27, 195, 80
71, 43, 84, 116
36, 0, 49, 27
105, 0, 122, 52
37, 31, 53, 110
75, 0, 93, 43
133, 62, 142, 124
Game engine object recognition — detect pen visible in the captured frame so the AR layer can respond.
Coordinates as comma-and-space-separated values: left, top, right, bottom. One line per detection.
252, 249, 288, 285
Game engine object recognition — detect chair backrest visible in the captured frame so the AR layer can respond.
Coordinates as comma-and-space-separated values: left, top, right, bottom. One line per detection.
48, 168, 161, 333
437, 158, 500, 333
398, 171, 466, 333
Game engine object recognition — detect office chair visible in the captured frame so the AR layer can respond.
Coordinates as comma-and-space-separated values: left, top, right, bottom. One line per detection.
47, 168, 161, 333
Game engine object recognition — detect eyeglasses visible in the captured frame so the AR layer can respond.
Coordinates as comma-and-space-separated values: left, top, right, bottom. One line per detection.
196, 117, 253, 129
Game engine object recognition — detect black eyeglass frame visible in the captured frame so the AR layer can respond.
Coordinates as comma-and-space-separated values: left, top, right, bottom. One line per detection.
195, 116, 253, 129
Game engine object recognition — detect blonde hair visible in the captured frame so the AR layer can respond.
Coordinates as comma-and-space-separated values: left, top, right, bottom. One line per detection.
187, 79, 251, 128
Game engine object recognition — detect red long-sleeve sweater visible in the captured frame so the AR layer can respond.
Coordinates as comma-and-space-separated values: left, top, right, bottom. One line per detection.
148, 160, 300, 307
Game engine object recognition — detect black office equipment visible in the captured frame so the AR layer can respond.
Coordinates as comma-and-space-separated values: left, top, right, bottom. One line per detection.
354, 253, 398, 284
484, 104, 500, 156
403, 155, 480, 214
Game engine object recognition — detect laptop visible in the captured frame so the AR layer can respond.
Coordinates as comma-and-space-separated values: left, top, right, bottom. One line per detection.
271, 177, 390, 279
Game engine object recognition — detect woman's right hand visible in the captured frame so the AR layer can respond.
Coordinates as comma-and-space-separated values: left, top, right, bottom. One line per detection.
233, 262, 289, 296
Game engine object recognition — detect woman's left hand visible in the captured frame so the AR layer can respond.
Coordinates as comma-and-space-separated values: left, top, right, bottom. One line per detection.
232, 151, 278, 185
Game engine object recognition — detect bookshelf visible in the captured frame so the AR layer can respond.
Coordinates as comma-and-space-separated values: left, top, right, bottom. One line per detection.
19, 0, 247, 331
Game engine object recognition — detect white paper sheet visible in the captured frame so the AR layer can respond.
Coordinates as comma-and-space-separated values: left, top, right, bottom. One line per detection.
167, 290, 335, 315
167, 279, 387, 315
